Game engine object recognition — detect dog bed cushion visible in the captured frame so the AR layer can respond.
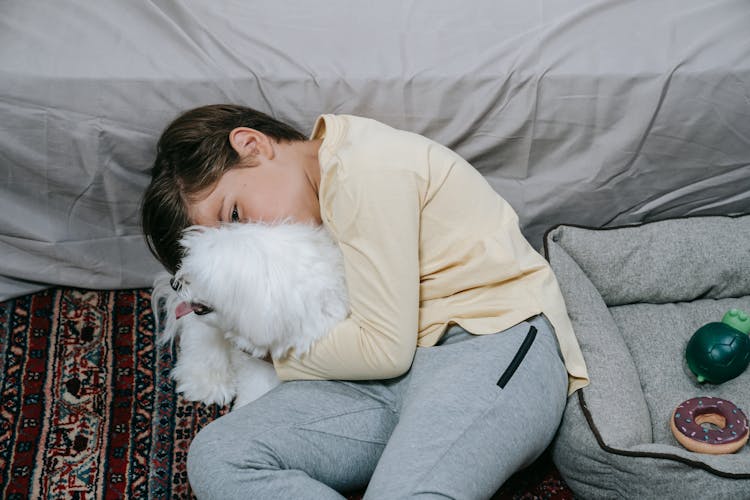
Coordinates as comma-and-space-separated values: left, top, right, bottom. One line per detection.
545, 215, 750, 499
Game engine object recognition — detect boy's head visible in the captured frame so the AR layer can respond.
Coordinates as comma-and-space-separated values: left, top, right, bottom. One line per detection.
141, 104, 321, 274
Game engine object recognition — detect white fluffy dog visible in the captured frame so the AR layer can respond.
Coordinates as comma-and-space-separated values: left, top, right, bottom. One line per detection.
151, 220, 349, 409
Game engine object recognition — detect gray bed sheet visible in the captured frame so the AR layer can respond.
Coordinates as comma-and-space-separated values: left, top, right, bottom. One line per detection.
1, 0, 749, 300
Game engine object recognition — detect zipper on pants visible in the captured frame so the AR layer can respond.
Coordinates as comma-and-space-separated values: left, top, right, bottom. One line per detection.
496, 326, 537, 389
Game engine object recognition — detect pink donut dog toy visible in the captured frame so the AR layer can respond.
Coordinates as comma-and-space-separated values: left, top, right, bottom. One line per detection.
670, 397, 749, 454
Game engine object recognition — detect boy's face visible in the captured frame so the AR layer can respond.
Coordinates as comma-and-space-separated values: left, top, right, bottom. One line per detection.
188, 131, 323, 228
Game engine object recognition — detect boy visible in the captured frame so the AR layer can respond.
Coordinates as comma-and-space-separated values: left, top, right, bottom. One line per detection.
142, 104, 588, 499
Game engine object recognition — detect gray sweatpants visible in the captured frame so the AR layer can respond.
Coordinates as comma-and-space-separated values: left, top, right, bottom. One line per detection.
187, 314, 568, 500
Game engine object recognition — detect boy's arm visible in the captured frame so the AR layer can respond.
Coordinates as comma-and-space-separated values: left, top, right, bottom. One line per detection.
272, 168, 421, 380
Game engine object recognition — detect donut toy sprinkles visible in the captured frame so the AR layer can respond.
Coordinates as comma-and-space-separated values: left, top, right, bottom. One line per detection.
670, 397, 749, 454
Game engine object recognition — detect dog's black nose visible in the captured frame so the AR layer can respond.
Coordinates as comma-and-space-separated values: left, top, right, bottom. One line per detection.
170, 277, 182, 292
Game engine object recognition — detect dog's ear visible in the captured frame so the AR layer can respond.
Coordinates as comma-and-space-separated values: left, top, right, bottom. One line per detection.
151, 271, 184, 345
170, 276, 182, 292
151, 272, 174, 316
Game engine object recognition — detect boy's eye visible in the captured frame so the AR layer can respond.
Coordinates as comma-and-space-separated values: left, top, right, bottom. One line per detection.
231, 206, 240, 223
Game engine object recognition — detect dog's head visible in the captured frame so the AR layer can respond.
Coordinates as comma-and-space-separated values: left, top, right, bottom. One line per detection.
151, 220, 350, 358
151, 269, 220, 347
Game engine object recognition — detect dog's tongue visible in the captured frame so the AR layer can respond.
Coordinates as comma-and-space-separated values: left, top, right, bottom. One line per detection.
175, 301, 194, 319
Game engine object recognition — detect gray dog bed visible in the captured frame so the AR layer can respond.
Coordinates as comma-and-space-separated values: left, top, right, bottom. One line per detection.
545, 215, 750, 499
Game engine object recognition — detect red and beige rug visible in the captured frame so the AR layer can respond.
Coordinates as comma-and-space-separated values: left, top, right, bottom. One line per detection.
0, 287, 573, 499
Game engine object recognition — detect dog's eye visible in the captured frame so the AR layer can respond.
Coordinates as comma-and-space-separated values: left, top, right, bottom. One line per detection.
191, 303, 214, 316
231, 205, 240, 223
169, 277, 182, 292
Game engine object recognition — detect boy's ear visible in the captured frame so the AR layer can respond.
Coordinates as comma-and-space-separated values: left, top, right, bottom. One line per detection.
229, 127, 275, 160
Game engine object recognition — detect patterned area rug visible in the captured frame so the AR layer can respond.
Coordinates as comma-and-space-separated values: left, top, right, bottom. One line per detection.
0, 287, 574, 499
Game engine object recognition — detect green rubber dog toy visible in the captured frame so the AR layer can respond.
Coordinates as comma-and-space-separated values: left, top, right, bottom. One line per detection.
686, 308, 750, 384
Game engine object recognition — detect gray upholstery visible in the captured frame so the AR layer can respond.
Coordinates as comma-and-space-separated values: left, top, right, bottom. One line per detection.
546, 215, 750, 499
2, 0, 750, 300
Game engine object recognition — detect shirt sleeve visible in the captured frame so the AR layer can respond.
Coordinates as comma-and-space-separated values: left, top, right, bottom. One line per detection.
272, 167, 421, 380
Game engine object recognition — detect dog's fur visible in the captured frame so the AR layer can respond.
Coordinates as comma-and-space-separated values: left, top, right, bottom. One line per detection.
152, 220, 349, 408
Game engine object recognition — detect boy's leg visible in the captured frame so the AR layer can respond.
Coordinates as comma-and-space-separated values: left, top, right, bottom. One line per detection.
187, 378, 400, 500
363, 315, 568, 500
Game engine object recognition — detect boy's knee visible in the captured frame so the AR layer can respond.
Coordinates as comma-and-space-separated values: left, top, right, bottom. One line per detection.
187, 419, 285, 497
187, 423, 229, 497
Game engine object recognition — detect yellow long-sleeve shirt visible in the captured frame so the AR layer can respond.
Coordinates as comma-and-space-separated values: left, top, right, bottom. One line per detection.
273, 114, 589, 395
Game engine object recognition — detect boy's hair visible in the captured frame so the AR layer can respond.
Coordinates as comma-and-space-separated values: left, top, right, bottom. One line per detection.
141, 104, 306, 274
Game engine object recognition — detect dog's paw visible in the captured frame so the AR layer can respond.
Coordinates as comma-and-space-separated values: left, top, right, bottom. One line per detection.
171, 316, 238, 406
230, 351, 281, 410
172, 362, 237, 407
232, 379, 278, 410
